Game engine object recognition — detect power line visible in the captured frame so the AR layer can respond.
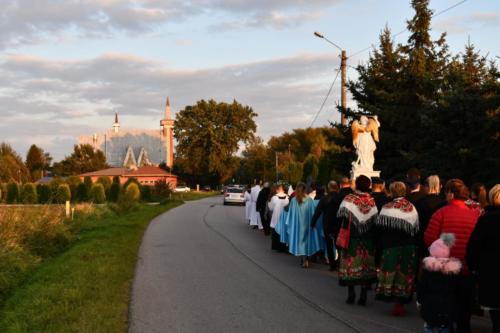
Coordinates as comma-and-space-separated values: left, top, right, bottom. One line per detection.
349, 0, 470, 59
309, 67, 341, 128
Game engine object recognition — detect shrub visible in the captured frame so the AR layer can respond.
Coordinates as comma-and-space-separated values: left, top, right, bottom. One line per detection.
140, 185, 152, 202
55, 184, 71, 204
112, 176, 120, 184
6, 180, 19, 204
37, 184, 51, 204
154, 180, 172, 197
96, 176, 111, 191
21, 183, 38, 204
0, 183, 6, 202
76, 183, 89, 202
123, 177, 140, 190
124, 183, 140, 202
90, 183, 106, 204
84, 176, 93, 190
66, 175, 82, 201
108, 182, 121, 202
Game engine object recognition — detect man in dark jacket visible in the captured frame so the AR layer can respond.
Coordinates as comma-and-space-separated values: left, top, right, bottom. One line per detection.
256, 182, 271, 235
371, 177, 388, 211
312, 181, 339, 271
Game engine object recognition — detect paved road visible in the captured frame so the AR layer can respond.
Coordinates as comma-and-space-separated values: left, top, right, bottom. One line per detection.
129, 196, 491, 333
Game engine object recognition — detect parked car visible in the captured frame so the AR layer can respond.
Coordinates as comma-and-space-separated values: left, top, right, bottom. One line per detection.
202, 185, 212, 192
223, 187, 245, 205
174, 184, 190, 192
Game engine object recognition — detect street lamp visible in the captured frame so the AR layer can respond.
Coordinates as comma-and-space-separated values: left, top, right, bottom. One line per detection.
314, 31, 347, 126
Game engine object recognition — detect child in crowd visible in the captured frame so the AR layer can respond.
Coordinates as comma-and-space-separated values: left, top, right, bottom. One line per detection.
417, 233, 462, 333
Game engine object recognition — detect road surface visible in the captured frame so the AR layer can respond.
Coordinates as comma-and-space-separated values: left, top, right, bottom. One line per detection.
129, 196, 491, 333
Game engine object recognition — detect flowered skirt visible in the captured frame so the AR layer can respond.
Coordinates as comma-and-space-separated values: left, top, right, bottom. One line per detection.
339, 237, 377, 286
375, 245, 417, 303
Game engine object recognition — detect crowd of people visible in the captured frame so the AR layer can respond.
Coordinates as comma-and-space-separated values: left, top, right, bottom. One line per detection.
243, 169, 500, 333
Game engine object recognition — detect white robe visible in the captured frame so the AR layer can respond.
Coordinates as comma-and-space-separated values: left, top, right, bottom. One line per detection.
244, 191, 252, 222
249, 185, 262, 229
268, 193, 289, 229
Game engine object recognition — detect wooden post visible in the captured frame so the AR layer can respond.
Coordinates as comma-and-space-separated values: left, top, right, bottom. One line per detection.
341, 49, 347, 126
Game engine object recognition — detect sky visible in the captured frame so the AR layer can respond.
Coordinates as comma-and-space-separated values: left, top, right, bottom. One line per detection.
0, 0, 499, 161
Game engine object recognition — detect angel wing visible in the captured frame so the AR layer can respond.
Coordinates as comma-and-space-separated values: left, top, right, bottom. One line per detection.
366, 117, 380, 142
351, 120, 363, 147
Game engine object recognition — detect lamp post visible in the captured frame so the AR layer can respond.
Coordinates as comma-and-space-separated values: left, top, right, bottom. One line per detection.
314, 31, 347, 126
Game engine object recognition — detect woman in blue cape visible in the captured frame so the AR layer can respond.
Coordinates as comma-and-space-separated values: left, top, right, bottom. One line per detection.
284, 183, 323, 268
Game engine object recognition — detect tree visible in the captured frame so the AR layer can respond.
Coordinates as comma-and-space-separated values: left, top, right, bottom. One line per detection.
140, 185, 152, 202
108, 181, 121, 202
124, 183, 140, 202
55, 184, 71, 203
6, 180, 19, 204
90, 184, 106, 203
52, 144, 108, 176
66, 175, 82, 201
25, 145, 52, 181
76, 183, 89, 202
84, 176, 93, 191
0, 143, 30, 183
174, 99, 257, 185
21, 183, 38, 204
37, 184, 51, 204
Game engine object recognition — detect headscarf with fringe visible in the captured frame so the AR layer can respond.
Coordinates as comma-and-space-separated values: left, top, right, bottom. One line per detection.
337, 191, 377, 234
376, 197, 419, 236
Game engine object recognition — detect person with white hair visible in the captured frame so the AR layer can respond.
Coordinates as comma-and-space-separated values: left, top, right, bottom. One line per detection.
467, 184, 500, 333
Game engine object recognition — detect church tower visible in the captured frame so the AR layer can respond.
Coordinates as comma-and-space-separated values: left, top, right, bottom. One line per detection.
113, 112, 120, 133
160, 97, 174, 169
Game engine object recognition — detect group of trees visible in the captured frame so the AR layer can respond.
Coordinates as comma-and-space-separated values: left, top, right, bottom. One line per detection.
339, 0, 499, 185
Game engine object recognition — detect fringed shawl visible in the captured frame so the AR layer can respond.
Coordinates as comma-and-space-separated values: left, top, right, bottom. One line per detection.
337, 191, 377, 234
376, 197, 419, 236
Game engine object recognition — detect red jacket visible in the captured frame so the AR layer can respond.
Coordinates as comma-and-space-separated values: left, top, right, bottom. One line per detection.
424, 200, 481, 273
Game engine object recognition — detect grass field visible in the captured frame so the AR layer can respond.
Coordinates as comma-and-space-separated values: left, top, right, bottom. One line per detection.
0, 192, 217, 333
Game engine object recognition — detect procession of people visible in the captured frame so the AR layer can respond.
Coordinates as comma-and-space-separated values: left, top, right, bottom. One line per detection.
243, 171, 500, 333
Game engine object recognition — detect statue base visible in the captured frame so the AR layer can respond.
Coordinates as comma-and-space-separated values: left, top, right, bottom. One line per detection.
350, 169, 381, 180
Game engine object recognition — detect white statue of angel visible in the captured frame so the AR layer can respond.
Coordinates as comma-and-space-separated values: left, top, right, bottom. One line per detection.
351, 115, 380, 172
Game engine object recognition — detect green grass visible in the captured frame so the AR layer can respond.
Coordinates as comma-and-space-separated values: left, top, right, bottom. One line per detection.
0, 202, 182, 333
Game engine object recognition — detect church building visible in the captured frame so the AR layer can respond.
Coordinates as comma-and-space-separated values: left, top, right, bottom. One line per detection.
79, 97, 175, 169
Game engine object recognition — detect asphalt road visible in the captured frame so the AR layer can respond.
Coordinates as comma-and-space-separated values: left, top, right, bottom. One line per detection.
129, 196, 492, 333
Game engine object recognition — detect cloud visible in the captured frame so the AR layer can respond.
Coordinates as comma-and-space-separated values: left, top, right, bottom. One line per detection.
0, 0, 342, 49
433, 11, 500, 35
0, 52, 340, 159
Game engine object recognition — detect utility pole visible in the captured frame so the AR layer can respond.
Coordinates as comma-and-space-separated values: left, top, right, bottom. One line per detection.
340, 50, 347, 126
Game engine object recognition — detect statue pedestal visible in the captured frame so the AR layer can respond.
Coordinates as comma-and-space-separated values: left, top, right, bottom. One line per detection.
350, 168, 381, 180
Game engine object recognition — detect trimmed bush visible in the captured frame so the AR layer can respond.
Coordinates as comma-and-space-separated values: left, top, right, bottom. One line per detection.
140, 185, 152, 202
124, 183, 140, 202
55, 184, 71, 204
76, 183, 89, 202
96, 176, 111, 191
21, 183, 38, 204
112, 176, 120, 184
6, 180, 19, 204
66, 175, 82, 201
37, 184, 51, 204
84, 176, 93, 191
123, 177, 140, 190
0, 183, 6, 202
90, 183, 106, 204
108, 182, 121, 202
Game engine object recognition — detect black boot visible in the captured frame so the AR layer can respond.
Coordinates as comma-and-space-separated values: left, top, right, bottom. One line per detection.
358, 287, 367, 306
346, 286, 355, 304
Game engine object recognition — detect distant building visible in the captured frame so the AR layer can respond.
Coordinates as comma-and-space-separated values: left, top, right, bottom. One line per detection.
80, 166, 177, 187
79, 97, 175, 168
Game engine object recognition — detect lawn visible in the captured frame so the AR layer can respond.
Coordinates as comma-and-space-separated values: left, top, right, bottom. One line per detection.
0, 202, 182, 333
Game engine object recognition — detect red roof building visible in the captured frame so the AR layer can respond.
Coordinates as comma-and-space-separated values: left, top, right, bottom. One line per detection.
80, 166, 177, 188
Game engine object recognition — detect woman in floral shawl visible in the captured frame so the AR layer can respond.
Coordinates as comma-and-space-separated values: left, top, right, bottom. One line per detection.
336, 175, 378, 305
375, 181, 419, 316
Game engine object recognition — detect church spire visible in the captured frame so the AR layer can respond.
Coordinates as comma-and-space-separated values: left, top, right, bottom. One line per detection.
113, 112, 120, 133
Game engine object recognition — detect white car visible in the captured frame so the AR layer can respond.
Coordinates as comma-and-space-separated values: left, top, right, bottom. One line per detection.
174, 185, 190, 193
223, 187, 245, 205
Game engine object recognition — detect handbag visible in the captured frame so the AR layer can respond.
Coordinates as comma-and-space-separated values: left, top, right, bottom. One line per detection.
336, 213, 352, 249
